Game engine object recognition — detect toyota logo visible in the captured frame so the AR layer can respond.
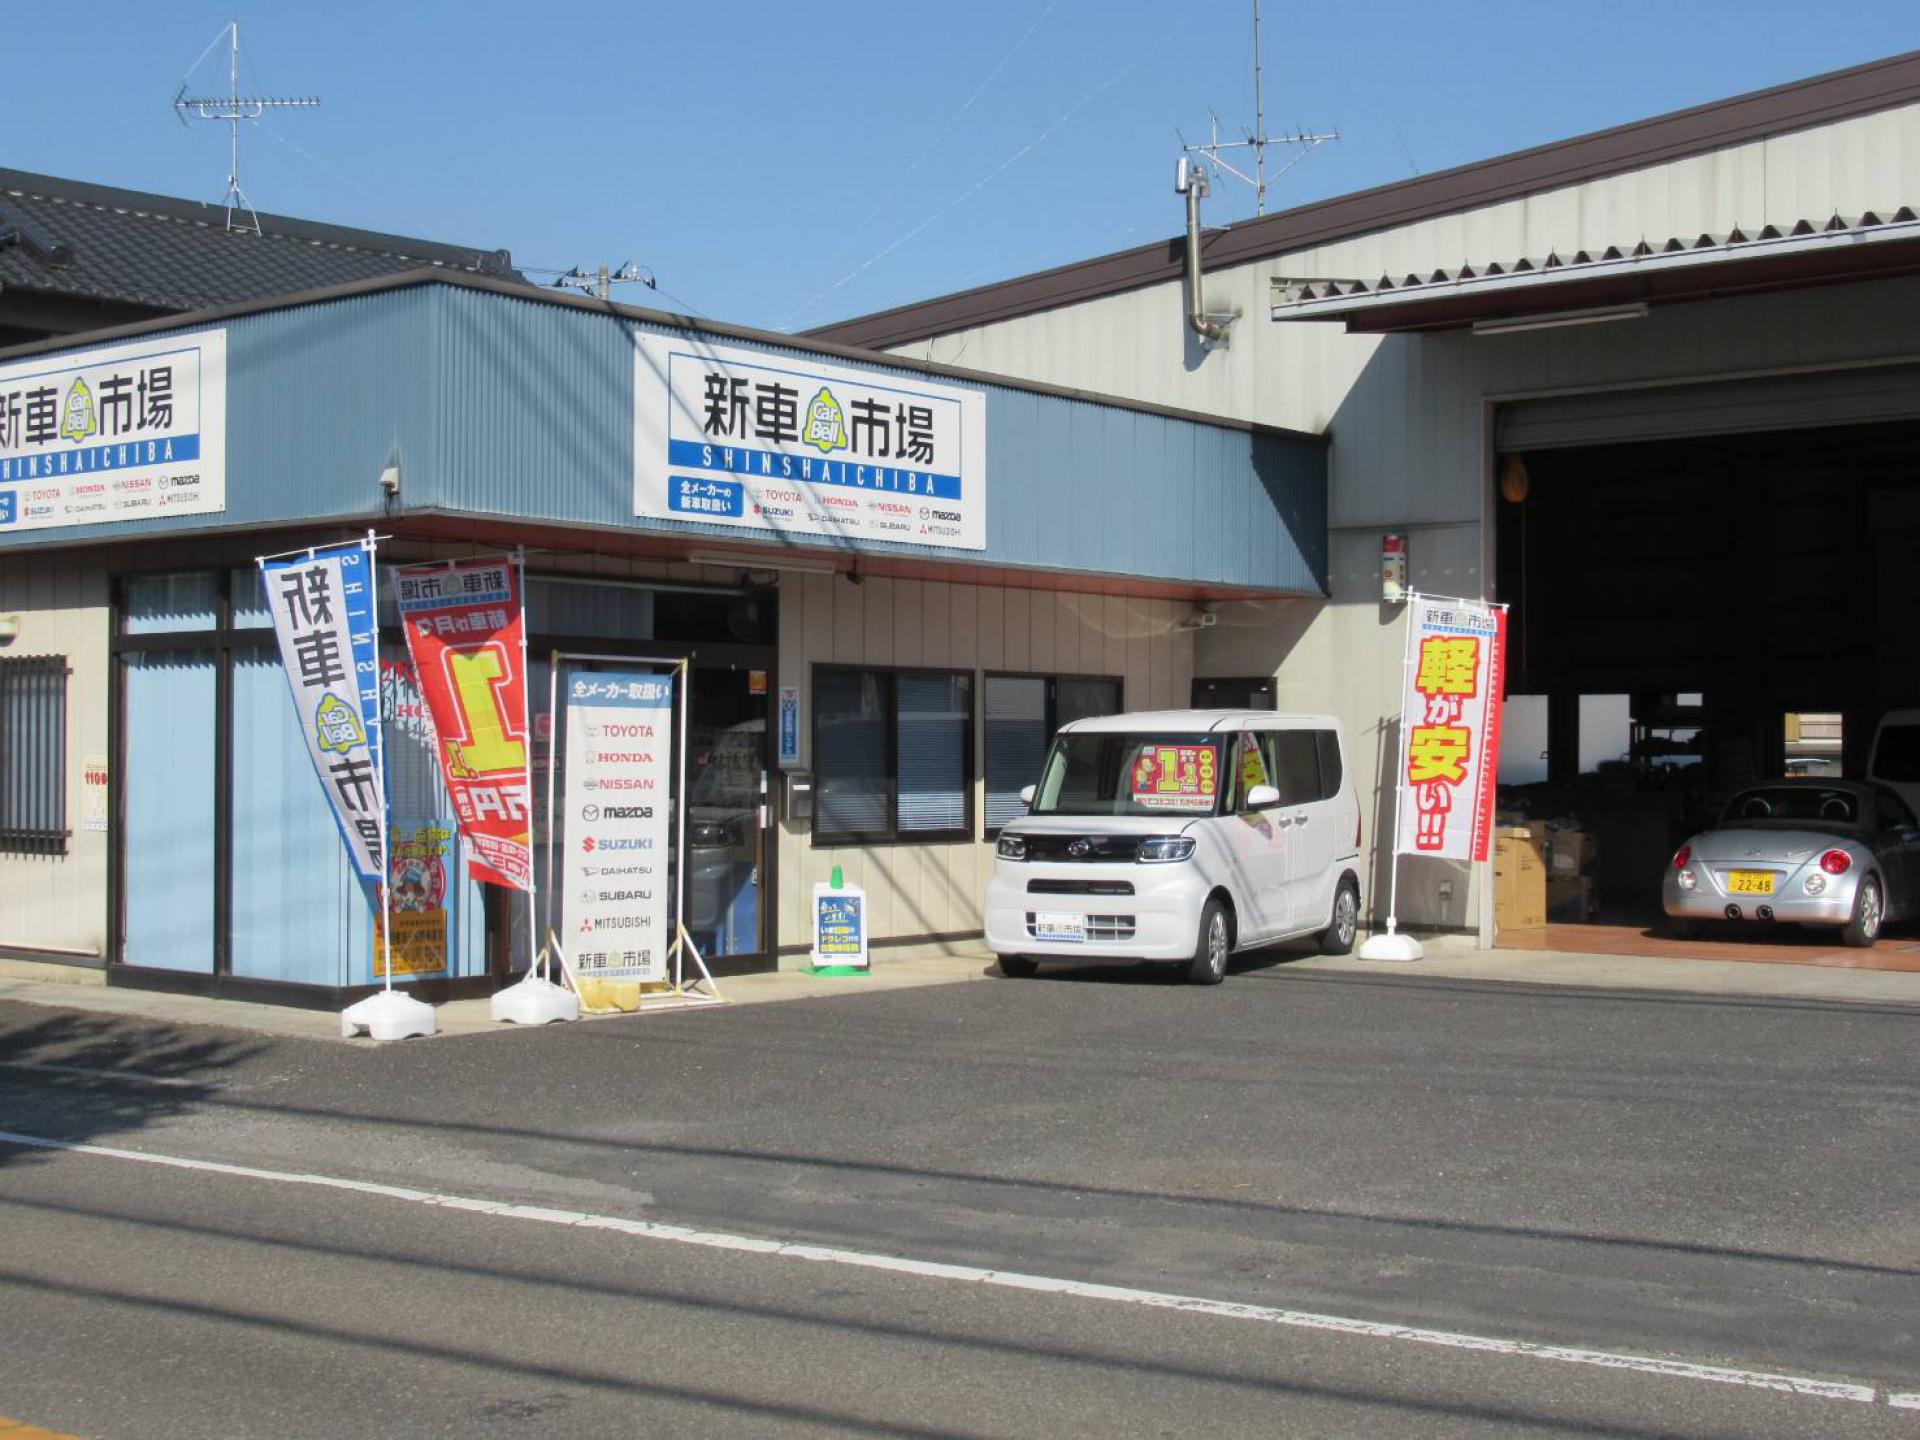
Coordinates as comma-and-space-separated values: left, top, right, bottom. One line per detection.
1068, 838, 1093, 858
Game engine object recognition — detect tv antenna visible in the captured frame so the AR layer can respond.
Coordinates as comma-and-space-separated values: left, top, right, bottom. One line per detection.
1180, 0, 1335, 215
173, 20, 321, 235
552, 263, 658, 301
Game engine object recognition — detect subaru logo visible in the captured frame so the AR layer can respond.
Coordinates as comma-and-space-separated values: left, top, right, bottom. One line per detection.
1068, 838, 1093, 858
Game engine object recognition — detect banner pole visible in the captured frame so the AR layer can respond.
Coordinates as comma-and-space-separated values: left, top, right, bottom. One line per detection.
544, 650, 561, 984
675, 657, 690, 993
366, 531, 396, 995
1359, 591, 1423, 962
513, 549, 541, 983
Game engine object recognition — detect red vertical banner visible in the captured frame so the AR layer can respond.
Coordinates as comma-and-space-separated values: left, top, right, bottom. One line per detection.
393, 557, 533, 890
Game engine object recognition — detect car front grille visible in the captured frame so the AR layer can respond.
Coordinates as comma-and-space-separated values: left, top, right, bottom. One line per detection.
1020, 835, 1142, 863
1027, 878, 1135, 896
1024, 912, 1137, 941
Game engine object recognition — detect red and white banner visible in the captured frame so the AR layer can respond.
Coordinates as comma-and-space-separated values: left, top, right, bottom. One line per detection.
1391, 597, 1508, 863
393, 557, 533, 890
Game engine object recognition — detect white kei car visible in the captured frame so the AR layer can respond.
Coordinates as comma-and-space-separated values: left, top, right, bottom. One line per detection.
984, 711, 1364, 984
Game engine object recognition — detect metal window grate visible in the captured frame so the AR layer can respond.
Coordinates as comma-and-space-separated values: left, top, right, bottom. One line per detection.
0, 655, 70, 855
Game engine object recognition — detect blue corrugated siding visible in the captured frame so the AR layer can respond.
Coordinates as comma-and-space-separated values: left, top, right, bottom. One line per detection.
0, 282, 1327, 594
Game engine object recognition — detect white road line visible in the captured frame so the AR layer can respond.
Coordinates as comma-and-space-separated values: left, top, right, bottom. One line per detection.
1889, 1392, 1920, 1409
0, 1061, 219, 1089
0, 1128, 1884, 1408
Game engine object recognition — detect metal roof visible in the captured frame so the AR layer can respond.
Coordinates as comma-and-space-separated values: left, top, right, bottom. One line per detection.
1267, 209, 1920, 332
807, 49, 1920, 349
0, 166, 525, 315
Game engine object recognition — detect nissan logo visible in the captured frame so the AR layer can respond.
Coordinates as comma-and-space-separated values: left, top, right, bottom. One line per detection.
1068, 838, 1093, 858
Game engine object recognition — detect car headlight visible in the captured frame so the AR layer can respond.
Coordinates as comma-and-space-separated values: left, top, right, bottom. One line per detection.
1138, 836, 1196, 863
996, 833, 1028, 862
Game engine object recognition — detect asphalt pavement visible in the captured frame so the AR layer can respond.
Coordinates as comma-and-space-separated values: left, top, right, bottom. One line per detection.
0, 960, 1916, 1437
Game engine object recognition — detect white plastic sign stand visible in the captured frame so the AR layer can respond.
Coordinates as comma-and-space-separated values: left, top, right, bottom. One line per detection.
491, 967, 580, 1025
809, 870, 870, 975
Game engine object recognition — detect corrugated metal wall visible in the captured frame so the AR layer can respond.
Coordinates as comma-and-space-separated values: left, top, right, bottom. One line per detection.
1, 284, 1328, 597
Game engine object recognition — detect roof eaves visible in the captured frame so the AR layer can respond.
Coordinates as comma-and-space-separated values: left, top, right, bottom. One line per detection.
808, 47, 1920, 349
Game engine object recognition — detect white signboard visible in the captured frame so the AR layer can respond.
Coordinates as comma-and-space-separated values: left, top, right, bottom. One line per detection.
562, 669, 673, 983
634, 332, 986, 551
0, 330, 226, 532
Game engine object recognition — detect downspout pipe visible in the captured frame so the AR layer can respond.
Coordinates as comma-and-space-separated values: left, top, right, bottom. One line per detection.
1183, 166, 1231, 344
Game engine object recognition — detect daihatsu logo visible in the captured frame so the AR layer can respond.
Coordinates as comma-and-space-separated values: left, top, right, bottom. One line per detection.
1068, 838, 1093, 858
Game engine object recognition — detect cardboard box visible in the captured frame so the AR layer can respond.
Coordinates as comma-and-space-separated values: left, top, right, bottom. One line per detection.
1547, 875, 1593, 923
1494, 827, 1548, 930
1545, 828, 1597, 875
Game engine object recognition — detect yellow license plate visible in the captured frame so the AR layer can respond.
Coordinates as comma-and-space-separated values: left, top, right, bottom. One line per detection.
1726, 870, 1776, 896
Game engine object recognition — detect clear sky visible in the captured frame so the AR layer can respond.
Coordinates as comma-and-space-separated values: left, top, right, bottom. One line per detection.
5, 2, 1916, 332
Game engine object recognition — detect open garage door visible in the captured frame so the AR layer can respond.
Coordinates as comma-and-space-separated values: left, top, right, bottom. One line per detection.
1491, 398, 1920, 963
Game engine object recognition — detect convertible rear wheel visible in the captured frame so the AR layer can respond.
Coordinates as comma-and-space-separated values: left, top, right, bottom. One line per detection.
1842, 875, 1883, 949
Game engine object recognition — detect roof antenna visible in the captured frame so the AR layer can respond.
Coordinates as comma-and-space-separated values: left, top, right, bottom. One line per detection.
1181, 0, 1336, 216
173, 20, 321, 236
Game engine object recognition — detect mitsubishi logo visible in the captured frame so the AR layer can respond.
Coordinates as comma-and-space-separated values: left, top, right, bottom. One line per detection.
1068, 838, 1094, 858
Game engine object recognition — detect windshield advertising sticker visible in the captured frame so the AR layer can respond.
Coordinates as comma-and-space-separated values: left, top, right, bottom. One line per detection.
562, 670, 673, 984
634, 331, 986, 551
0, 330, 226, 532
1391, 597, 1509, 863
1130, 744, 1220, 812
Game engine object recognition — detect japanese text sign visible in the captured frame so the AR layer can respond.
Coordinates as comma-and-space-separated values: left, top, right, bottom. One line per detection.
1391, 597, 1508, 863
561, 670, 674, 984
1130, 744, 1220, 813
0, 330, 225, 532
260, 543, 386, 881
394, 558, 533, 890
635, 332, 987, 551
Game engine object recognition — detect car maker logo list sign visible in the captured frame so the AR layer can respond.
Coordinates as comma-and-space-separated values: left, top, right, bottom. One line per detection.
634, 332, 987, 551
561, 671, 674, 983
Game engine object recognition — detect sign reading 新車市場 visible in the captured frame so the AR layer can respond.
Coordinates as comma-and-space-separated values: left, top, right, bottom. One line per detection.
634, 332, 986, 551
0, 331, 226, 532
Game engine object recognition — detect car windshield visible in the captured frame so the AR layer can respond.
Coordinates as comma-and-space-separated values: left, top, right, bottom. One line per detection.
1029, 733, 1223, 817
1720, 786, 1861, 826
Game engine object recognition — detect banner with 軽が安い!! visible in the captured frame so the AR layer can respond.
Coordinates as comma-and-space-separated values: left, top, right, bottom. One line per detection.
259, 542, 386, 880
1391, 597, 1508, 864
393, 557, 533, 891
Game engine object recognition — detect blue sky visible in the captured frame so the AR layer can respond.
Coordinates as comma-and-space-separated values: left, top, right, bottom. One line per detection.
5, 2, 1916, 331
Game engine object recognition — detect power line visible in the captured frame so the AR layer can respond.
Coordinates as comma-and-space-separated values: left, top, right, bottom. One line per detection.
779, 1, 1208, 331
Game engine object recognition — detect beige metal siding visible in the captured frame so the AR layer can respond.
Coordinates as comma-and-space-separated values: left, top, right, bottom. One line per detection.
0, 553, 109, 959
775, 574, 1194, 951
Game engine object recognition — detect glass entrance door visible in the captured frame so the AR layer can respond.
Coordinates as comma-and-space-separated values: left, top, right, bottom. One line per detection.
685, 665, 769, 970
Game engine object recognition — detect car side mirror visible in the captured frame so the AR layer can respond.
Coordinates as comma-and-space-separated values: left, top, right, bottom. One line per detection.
1019, 784, 1036, 807
1246, 783, 1280, 809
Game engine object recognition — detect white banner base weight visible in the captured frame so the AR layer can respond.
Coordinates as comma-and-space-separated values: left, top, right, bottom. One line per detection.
341, 989, 438, 1040
1357, 931, 1425, 962
490, 972, 580, 1026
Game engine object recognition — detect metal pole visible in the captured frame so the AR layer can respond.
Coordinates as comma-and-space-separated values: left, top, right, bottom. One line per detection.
675, 656, 690, 992
1252, 0, 1266, 215
366, 530, 395, 991
514, 549, 540, 982
1380, 592, 1419, 938
544, 649, 561, 981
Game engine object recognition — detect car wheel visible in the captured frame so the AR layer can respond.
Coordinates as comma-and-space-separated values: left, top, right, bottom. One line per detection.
997, 954, 1039, 978
1186, 898, 1231, 986
1842, 875, 1883, 949
1318, 880, 1360, 955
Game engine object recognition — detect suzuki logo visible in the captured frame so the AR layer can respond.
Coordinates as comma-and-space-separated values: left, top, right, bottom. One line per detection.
1068, 838, 1093, 858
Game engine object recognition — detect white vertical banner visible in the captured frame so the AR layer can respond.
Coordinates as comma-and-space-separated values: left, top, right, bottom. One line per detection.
560, 669, 674, 983
259, 542, 386, 881
1390, 596, 1508, 864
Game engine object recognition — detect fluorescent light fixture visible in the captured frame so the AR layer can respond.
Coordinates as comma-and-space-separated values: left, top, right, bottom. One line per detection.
1472, 302, 1650, 336
686, 549, 840, 576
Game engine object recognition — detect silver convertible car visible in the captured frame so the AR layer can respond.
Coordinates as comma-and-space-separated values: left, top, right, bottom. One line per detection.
1664, 779, 1920, 946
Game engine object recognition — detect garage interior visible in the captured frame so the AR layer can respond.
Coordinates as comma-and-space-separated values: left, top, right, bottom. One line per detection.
1492, 402, 1920, 944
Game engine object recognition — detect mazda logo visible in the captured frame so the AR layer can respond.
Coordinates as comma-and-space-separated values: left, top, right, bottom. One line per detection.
1068, 838, 1093, 858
